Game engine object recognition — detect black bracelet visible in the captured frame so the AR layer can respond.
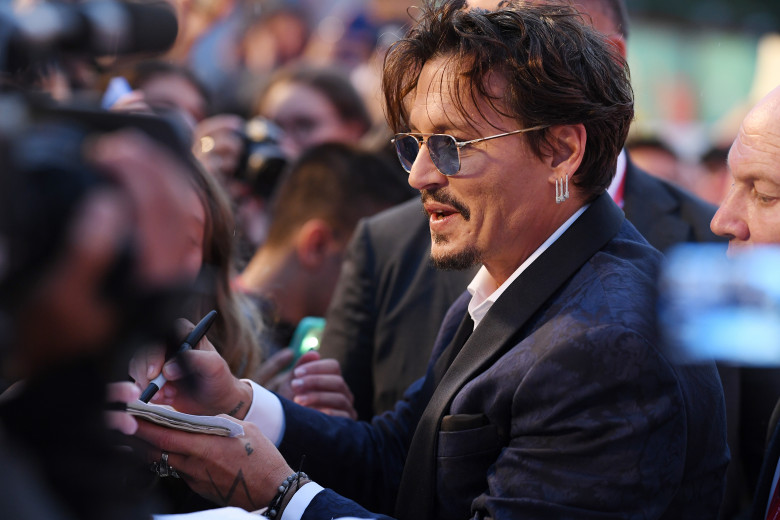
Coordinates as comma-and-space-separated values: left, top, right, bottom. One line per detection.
262, 471, 309, 520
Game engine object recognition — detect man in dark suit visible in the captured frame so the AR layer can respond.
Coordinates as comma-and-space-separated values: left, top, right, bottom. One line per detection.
131, 3, 728, 519
708, 85, 780, 520
319, 0, 724, 424
319, 199, 477, 420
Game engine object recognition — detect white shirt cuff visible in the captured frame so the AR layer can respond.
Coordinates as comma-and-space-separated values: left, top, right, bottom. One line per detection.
153, 506, 260, 519
281, 481, 324, 520
241, 379, 285, 446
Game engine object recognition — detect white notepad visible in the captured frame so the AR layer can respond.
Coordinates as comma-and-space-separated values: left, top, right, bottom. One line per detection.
127, 400, 244, 437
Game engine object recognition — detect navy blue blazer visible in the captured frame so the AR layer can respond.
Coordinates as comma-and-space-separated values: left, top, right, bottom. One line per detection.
277, 194, 729, 520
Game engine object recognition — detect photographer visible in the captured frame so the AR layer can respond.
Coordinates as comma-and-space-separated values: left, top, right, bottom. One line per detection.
0, 127, 201, 519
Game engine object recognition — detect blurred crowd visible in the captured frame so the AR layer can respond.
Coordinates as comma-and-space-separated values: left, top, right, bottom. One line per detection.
1, 0, 780, 519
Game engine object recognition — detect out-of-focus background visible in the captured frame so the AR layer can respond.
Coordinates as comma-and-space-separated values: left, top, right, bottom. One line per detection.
624, 0, 779, 206
122, 0, 778, 207
6, 0, 776, 210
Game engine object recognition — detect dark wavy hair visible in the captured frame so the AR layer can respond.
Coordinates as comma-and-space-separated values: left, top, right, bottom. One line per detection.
382, 0, 634, 199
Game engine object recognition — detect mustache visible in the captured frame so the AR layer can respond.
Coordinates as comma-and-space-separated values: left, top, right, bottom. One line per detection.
420, 189, 470, 221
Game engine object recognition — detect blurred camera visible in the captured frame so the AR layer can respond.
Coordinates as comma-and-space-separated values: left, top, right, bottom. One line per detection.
235, 117, 287, 199
659, 243, 780, 366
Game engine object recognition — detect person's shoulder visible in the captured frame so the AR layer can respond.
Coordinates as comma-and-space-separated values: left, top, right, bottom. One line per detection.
627, 163, 718, 219
358, 197, 430, 254
364, 196, 424, 230
625, 162, 725, 246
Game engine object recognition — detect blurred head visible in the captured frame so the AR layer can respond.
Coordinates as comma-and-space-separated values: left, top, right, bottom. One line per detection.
261, 143, 412, 315
696, 146, 731, 205
266, 143, 411, 248
133, 61, 211, 126
710, 86, 780, 253
626, 136, 680, 184
383, 0, 633, 278
255, 65, 372, 159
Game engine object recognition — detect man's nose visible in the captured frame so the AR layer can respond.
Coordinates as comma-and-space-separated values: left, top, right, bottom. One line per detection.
710, 188, 748, 242
408, 144, 447, 192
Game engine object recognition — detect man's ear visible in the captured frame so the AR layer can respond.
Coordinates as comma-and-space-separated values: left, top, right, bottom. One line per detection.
546, 123, 586, 184
295, 219, 336, 270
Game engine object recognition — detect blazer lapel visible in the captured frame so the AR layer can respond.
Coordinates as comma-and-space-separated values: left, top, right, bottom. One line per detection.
395, 194, 625, 520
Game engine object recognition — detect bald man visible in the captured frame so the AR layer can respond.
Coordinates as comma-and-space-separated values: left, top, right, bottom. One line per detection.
711, 86, 780, 247
708, 85, 780, 520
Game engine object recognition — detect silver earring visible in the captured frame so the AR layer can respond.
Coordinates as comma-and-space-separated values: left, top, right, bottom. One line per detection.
555, 174, 569, 204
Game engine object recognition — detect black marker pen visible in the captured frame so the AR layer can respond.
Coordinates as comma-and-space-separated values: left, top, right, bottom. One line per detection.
139, 310, 218, 403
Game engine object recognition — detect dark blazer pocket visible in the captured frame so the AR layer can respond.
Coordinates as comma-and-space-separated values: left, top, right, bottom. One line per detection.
436, 414, 502, 520
440, 413, 490, 432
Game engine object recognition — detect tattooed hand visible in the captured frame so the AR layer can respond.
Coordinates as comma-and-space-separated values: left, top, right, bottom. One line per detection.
134, 418, 291, 510
129, 319, 252, 418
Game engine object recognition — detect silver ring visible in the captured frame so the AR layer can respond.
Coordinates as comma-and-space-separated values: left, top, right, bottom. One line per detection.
158, 452, 171, 478
150, 451, 181, 479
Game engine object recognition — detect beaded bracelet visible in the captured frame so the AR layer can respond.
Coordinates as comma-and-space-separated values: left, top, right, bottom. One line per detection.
262, 471, 309, 520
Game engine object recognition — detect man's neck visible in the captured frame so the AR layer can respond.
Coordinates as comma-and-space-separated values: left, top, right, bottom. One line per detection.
467, 201, 589, 329
484, 199, 587, 287
238, 248, 311, 326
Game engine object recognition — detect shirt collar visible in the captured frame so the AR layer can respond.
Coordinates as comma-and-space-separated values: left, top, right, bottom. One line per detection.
466, 203, 589, 330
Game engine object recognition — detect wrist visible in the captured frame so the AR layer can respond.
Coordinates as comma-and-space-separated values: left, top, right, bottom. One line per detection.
226, 379, 253, 419
262, 470, 310, 520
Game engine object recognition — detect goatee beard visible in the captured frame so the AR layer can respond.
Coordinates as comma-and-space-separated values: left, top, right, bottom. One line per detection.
430, 245, 481, 270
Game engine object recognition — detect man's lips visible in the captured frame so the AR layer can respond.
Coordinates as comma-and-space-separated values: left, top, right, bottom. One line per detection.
420, 189, 470, 221
424, 202, 458, 221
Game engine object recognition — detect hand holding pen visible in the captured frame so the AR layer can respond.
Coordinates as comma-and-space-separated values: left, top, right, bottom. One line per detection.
140, 310, 218, 403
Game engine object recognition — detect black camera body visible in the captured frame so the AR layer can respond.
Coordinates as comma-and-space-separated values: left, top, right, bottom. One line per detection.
235, 116, 287, 199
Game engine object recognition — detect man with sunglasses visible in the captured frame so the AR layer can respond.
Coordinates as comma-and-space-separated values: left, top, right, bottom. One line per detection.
319, 0, 723, 427
131, 2, 728, 519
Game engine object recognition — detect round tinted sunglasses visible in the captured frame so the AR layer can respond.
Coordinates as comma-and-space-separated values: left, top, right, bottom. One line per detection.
391, 125, 549, 176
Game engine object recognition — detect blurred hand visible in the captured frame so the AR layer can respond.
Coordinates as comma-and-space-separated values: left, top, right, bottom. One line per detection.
277, 351, 357, 420
129, 318, 252, 418
109, 90, 154, 115
15, 130, 197, 373
134, 418, 291, 510
192, 114, 244, 180
105, 382, 141, 435
87, 130, 197, 286
253, 348, 294, 390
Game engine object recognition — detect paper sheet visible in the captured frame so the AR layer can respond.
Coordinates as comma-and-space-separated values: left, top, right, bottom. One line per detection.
127, 400, 244, 437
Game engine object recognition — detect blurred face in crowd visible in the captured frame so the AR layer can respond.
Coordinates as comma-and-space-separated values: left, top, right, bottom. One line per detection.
260, 80, 365, 159
710, 87, 780, 252
140, 73, 208, 126
406, 56, 574, 284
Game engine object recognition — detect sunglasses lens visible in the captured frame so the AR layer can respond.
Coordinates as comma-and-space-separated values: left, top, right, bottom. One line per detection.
394, 135, 419, 173
428, 135, 460, 176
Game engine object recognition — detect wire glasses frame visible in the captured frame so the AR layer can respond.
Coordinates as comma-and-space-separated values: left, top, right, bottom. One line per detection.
391, 125, 549, 176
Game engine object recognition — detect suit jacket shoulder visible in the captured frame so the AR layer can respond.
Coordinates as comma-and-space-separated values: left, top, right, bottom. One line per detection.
623, 159, 725, 251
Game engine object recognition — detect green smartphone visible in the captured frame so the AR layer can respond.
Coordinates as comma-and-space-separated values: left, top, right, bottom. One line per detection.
288, 316, 326, 367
